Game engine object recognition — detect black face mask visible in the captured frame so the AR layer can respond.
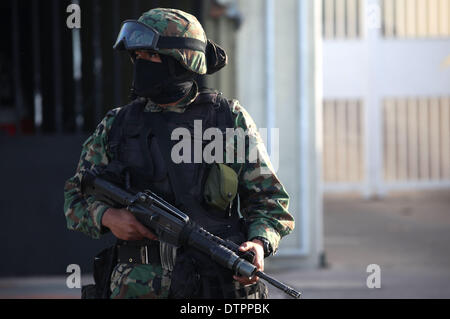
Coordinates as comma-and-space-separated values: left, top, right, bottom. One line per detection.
132, 57, 194, 105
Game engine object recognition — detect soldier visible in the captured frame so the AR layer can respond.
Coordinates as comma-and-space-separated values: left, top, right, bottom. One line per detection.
64, 8, 294, 299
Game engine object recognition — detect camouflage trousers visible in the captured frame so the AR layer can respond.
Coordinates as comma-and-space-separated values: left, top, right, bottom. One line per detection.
110, 263, 172, 299
109, 263, 268, 299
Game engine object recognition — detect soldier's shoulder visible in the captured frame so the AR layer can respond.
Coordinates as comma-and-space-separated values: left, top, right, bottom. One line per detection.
221, 97, 254, 125
103, 99, 145, 125
101, 107, 124, 130
93, 105, 130, 138
227, 99, 245, 116
211, 93, 256, 131
106, 98, 147, 117
212, 92, 244, 116
104, 107, 122, 119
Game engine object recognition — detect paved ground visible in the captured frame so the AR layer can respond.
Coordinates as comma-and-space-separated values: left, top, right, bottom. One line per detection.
1, 190, 449, 299
268, 190, 450, 299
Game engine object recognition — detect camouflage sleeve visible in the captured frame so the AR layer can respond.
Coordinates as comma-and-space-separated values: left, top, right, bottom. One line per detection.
63, 108, 121, 239
228, 100, 295, 254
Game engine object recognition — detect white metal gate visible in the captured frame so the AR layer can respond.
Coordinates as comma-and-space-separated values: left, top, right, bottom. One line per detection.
322, 0, 450, 197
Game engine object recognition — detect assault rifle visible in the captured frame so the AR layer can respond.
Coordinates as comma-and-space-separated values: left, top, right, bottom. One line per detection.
81, 169, 302, 299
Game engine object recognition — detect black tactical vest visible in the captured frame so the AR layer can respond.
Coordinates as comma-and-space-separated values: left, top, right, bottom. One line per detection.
106, 90, 264, 298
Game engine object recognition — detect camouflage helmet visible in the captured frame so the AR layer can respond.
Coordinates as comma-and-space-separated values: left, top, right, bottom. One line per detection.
137, 8, 208, 75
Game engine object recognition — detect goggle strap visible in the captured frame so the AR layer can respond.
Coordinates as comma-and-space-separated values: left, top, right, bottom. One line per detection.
157, 36, 207, 53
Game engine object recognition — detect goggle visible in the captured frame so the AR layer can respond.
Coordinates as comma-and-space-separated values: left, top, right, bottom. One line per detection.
113, 20, 207, 53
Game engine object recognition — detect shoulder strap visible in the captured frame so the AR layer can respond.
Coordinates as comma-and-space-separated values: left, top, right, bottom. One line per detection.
107, 99, 146, 160
106, 99, 147, 189
192, 88, 234, 130
193, 88, 220, 106
214, 94, 234, 130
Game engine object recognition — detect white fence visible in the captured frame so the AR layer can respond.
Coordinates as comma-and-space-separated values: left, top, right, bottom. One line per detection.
383, 97, 450, 183
323, 0, 450, 39
322, 0, 450, 196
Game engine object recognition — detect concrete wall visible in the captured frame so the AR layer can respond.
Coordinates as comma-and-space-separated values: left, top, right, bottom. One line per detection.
235, 0, 324, 269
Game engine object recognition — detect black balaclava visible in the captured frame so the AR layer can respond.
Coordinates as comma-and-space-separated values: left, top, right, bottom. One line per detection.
132, 54, 195, 105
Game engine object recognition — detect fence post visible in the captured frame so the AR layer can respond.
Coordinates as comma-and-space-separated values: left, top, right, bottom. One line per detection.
364, 0, 386, 198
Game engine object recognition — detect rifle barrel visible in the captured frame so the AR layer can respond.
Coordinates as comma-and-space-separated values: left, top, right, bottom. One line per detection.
256, 271, 302, 299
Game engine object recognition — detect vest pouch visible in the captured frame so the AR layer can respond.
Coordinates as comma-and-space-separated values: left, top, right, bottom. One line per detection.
203, 163, 238, 211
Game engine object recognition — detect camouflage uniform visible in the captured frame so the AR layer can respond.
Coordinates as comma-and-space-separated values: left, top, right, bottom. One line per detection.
63, 8, 294, 299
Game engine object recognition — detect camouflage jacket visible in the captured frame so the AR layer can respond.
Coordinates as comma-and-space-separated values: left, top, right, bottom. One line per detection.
63, 96, 294, 298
